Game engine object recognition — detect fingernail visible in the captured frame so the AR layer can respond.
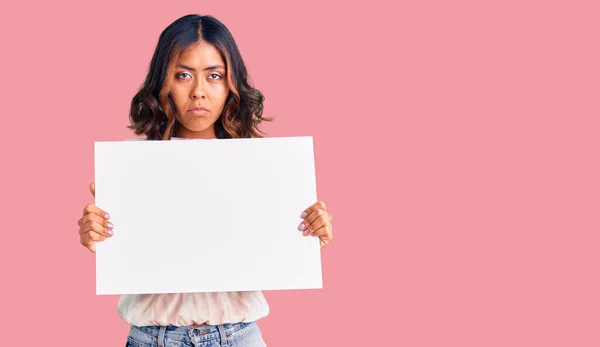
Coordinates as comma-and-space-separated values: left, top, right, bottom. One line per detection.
107, 222, 114, 229
303, 230, 309, 236
108, 230, 114, 236
301, 212, 308, 218
298, 223, 305, 231
104, 213, 110, 219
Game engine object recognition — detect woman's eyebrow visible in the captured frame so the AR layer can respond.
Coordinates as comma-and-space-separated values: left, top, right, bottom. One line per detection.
176, 64, 225, 71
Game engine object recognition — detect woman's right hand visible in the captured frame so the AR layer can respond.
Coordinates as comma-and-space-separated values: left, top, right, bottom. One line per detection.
78, 182, 113, 253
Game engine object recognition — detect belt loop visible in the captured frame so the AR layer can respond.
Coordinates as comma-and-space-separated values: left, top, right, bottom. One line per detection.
216, 324, 228, 347
158, 326, 167, 347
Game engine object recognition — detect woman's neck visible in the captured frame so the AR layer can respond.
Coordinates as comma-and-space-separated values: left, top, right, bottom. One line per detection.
173, 123, 217, 139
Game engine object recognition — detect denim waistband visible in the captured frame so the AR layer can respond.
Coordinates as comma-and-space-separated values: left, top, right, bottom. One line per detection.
130, 322, 254, 346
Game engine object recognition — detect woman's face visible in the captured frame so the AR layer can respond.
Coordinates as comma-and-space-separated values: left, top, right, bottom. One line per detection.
170, 41, 230, 139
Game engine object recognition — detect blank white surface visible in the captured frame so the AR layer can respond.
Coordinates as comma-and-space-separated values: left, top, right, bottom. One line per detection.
94, 136, 322, 295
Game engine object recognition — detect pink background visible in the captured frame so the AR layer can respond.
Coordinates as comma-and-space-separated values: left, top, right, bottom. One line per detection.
0, 0, 599, 346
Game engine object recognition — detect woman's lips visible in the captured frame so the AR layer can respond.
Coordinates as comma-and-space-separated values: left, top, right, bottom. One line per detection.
188, 107, 208, 116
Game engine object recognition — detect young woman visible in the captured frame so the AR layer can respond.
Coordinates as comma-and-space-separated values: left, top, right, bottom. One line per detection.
76, 14, 334, 347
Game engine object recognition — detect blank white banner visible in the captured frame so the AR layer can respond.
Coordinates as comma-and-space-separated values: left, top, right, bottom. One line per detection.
94, 136, 322, 295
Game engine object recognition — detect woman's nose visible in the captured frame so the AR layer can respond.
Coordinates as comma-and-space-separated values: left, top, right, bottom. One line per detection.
192, 80, 206, 99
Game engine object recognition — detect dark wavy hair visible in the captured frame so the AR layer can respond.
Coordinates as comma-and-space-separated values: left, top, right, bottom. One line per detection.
128, 14, 273, 140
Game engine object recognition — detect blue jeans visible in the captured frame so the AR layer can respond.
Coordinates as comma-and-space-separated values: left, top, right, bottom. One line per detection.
126, 322, 267, 347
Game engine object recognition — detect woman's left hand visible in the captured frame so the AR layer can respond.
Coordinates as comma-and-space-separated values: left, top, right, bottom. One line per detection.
298, 201, 333, 248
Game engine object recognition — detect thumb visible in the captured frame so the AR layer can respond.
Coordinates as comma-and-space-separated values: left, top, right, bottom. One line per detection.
89, 182, 95, 197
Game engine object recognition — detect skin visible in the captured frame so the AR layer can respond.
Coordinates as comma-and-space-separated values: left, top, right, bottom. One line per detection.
171, 41, 229, 139
77, 41, 334, 252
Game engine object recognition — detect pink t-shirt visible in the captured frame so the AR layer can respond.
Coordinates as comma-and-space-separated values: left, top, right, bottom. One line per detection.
118, 137, 269, 326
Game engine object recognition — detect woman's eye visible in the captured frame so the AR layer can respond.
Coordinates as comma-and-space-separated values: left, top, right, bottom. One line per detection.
209, 73, 222, 80
177, 72, 191, 80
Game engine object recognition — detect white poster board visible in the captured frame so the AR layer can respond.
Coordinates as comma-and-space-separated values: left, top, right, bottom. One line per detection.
94, 136, 322, 295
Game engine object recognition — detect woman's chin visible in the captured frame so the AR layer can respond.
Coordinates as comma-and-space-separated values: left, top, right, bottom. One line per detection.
177, 121, 217, 138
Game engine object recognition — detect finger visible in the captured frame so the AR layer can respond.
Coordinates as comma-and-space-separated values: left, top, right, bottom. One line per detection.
302, 214, 329, 237
300, 201, 326, 219
80, 231, 105, 254
80, 220, 113, 238
80, 213, 113, 232
90, 182, 95, 198
81, 229, 107, 243
303, 207, 327, 226
298, 208, 328, 235
82, 203, 110, 220
313, 223, 332, 238
87, 243, 96, 253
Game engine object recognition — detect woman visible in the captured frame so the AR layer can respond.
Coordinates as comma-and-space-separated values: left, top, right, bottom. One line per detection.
76, 14, 334, 347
